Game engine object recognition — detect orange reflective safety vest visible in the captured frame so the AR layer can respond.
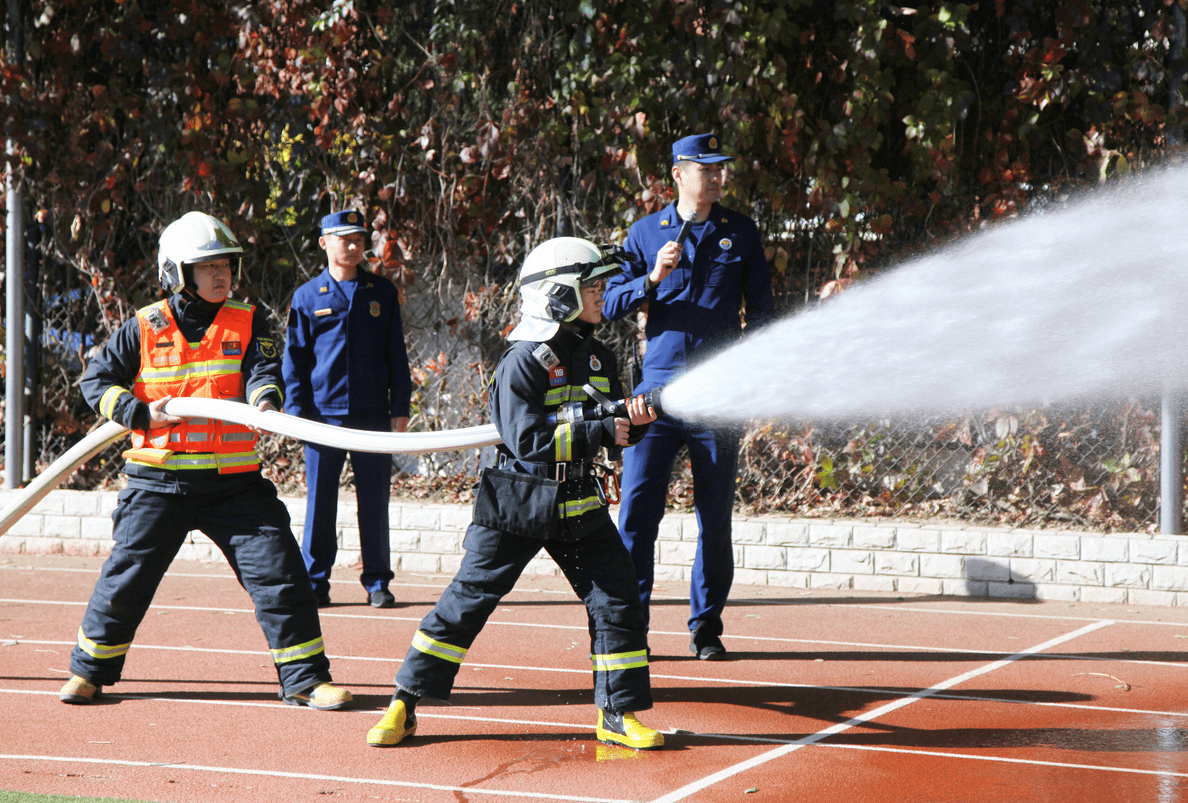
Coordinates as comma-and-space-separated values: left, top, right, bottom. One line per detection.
122, 299, 260, 475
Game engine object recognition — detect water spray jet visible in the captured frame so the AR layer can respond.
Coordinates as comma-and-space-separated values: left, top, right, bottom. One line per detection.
661, 166, 1188, 425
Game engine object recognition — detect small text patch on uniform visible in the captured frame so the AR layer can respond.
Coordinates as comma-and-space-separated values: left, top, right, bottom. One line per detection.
314, 308, 333, 317
549, 366, 567, 387
222, 340, 243, 356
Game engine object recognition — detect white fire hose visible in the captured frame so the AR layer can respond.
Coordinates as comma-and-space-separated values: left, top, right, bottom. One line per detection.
0, 398, 501, 538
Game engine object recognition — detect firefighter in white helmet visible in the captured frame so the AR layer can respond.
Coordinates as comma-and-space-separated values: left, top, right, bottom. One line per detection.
369, 237, 666, 750
58, 211, 353, 711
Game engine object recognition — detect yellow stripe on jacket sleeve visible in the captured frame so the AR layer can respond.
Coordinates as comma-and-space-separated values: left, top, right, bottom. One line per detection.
248, 384, 282, 407
99, 386, 134, 421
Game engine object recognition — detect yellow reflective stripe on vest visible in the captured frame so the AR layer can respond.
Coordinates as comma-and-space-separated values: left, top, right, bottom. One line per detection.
136, 359, 243, 384
124, 450, 259, 471
76, 627, 132, 661
559, 495, 601, 519
271, 637, 325, 664
411, 630, 468, 664
554, 423, 573, 462
591, 649, 649, 672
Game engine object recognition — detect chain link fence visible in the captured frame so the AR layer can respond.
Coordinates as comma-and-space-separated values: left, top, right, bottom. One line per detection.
2, 243, 1173, 535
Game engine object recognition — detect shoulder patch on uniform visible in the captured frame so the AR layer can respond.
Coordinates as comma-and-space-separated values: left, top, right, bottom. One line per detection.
531, 343, 560, 370
257, 338, 278, 359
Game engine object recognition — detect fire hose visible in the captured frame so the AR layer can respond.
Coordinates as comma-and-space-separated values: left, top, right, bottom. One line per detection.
0, 398, 501, 538
0, 388, 664, 538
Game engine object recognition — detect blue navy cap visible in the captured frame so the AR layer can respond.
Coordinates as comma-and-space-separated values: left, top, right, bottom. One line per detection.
672, 133, 735, 165
321, 210, 368, 236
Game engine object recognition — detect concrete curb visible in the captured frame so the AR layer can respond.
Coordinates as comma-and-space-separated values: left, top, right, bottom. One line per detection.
2, 488, 1184, 606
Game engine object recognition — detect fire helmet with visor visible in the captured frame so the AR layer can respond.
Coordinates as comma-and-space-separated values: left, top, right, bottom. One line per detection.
157, 212, 244, 294
506, 237, 625, 342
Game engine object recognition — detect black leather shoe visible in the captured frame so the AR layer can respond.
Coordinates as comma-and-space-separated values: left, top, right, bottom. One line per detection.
690, 623, 726, 660
369, 589, 396, 608
315, 592, 332, 608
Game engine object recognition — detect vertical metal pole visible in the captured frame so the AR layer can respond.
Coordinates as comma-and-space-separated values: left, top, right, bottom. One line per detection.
4, 0, 24, 489
5, 144, 24, 489
1162, 394, 1184, 535
1162, 3, 1187, 534
23, 232, 38, 481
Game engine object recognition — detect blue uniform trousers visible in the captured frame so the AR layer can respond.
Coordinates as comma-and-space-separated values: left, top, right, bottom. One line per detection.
395, 519, 653, 713
301, 413, 395, 596
70, 479, 331, 695
618, 415, 740, 631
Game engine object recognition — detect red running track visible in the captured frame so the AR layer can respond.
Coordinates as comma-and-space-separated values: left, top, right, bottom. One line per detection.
3, 553, 1188, 802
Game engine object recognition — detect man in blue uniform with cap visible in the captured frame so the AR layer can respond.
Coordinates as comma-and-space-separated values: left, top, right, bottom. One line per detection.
603, 133, 776, 660
283, 210, 412, 608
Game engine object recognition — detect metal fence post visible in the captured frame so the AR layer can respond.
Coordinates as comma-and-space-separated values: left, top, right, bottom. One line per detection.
1162, 392, 1184, 535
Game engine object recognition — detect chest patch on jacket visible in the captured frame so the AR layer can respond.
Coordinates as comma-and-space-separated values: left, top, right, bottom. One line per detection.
549, 366, 567, 386
222, 340, 242, 356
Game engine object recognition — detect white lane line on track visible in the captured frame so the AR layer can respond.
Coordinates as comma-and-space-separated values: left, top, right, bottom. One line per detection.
648, 620, 1118, 803
9, 611, 1185, 673
0, 755, 632, 803
817, 742, 1188, 777
8, 564, 1188, 623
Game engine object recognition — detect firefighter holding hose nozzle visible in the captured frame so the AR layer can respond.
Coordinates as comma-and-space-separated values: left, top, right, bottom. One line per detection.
369, 237, 667, 751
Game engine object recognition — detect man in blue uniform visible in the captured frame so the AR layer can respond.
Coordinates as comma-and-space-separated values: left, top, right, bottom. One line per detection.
367, 237, 665, 751
603, 133, 776, 660
58, 211, 352, 711
283, 211, 412, 608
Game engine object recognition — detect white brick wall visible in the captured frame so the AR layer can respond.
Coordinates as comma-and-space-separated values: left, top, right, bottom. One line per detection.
3, 488, 1188, 607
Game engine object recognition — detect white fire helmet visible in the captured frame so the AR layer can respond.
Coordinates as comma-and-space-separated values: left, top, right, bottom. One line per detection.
506, 237, 625, 342
157, 212, 244, 293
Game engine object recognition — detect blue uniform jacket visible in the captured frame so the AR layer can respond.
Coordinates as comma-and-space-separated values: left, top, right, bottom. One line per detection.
282, 266, 412, 420
602, 201, 776, 394
80, 294, 284, 493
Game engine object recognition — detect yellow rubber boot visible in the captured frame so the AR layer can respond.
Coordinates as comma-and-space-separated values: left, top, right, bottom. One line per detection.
282, 682, 353, 710
596, 710, 665, 750
368, 698, 418, 747
59, 675, 101, 705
